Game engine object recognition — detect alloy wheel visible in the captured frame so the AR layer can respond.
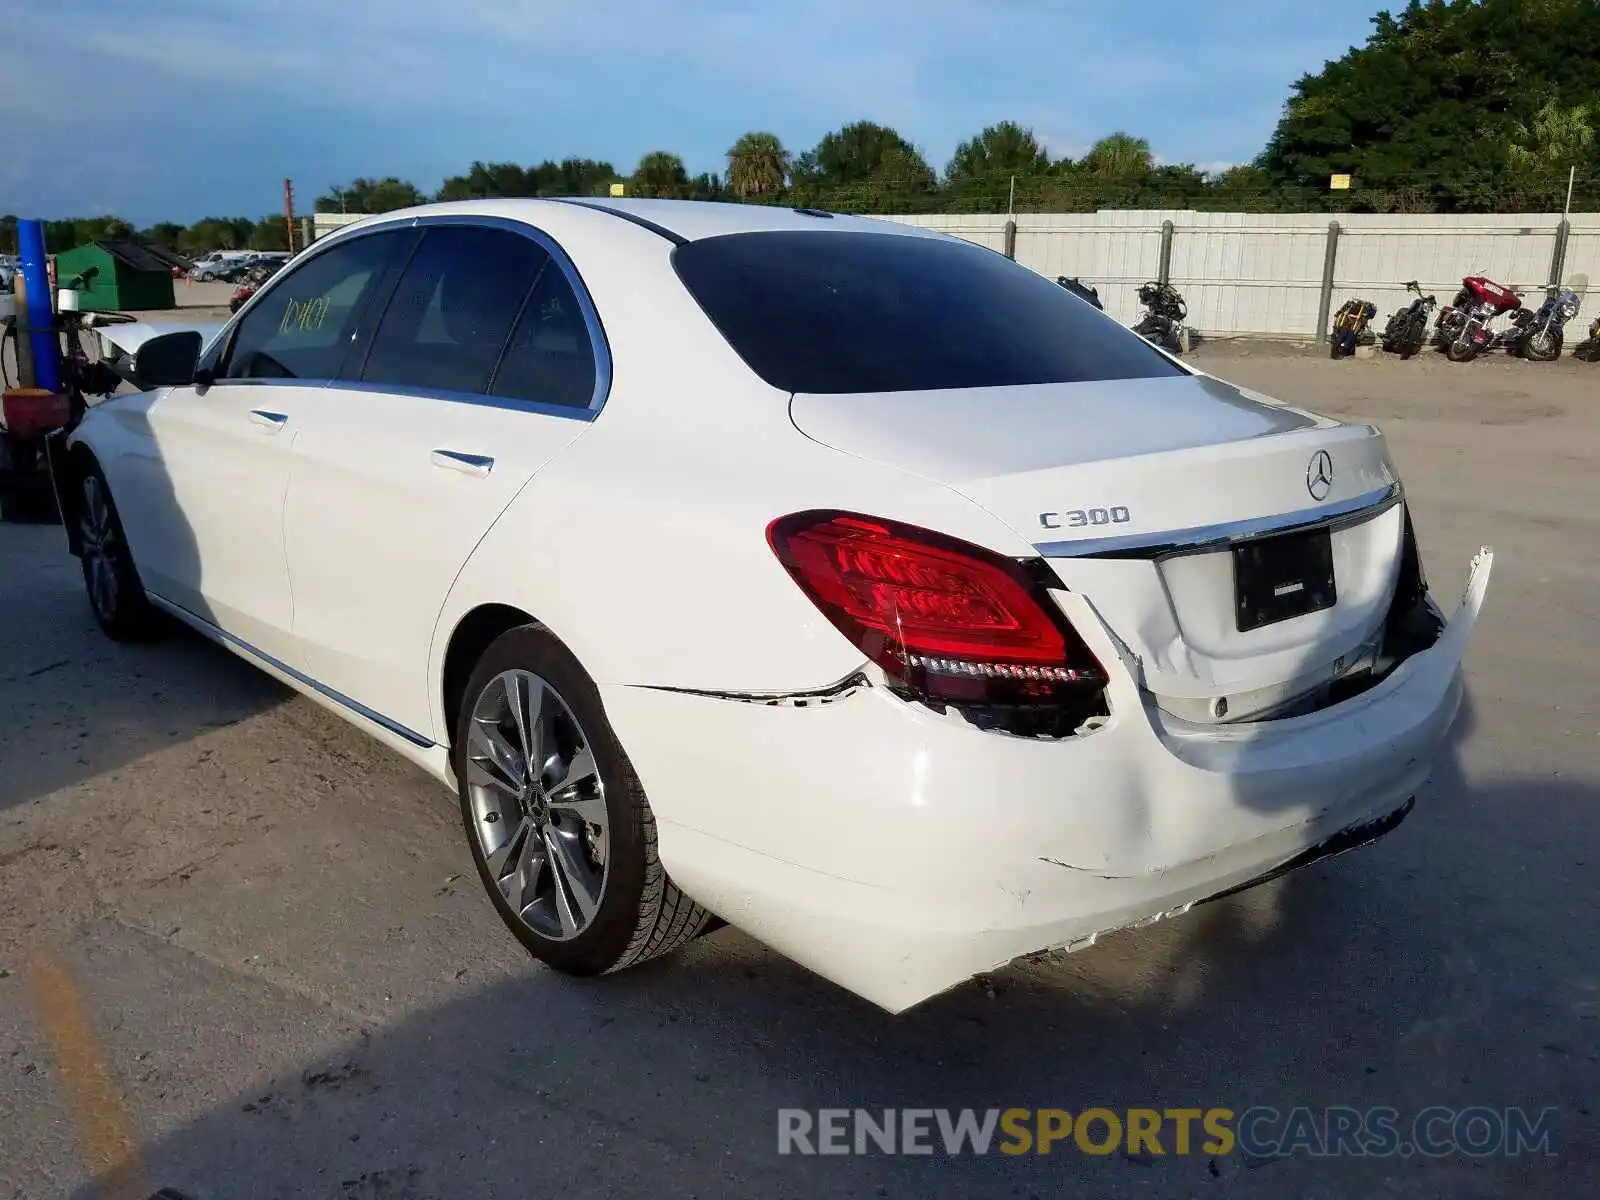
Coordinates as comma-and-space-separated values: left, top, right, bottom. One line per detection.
464, 669, 610, 941
80, 475, 120, 621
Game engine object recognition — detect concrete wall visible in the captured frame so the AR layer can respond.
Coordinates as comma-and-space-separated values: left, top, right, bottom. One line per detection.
311, 212, 366, 240
883, 210, 1596, 339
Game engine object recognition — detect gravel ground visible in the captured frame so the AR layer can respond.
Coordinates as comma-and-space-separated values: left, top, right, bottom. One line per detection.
0, 344, 1595, 1199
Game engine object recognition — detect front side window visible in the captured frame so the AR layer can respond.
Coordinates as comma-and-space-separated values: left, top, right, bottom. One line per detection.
359, 225, 549, 394
220, 230, 406, 381
489, 264, 598, 408
673, 230, 1187, 395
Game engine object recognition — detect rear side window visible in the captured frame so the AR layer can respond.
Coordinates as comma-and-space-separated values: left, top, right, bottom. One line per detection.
221, 230, 405, 381
673, 230, 1185, 394
489, 266, 598, 409
360, 225, 549, 394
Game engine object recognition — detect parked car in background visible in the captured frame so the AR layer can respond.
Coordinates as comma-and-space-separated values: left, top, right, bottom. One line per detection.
53, 199, 1493, 1013
187, 251, 255, 282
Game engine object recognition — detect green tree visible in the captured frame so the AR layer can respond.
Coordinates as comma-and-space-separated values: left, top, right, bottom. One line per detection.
437, 161, 537, 200
0, 214, 15, 255
631, 151, 691, 198
945, 122, 1050, 184
1081, 133, 1154, 178
315, 177, 425, 214
1199, 165, 1285, 212
1258, 0, 1600, 211
177, 217, 254, 254
791, 121, 936, 210
726, 132, 790, 199
798, 121, 932, 187
141, 222, 187, 249
249, 215, 290, 250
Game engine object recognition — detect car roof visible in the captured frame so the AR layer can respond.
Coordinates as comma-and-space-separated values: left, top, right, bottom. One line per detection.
546, 198, 937, 243
332, 198, 941, 247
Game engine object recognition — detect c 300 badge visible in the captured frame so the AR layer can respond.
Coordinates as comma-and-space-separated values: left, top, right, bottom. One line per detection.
1038, 506, 1131, 530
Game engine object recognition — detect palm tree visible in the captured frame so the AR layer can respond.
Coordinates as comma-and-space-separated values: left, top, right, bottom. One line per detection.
726, 132, 790, 200
1082, 133, 1154, 177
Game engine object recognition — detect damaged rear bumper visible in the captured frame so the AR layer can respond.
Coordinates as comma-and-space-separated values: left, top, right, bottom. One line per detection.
600, 548, 1492, 1014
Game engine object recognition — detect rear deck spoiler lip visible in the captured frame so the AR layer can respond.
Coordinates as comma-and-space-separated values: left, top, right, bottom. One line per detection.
1035, 481, 1403, 561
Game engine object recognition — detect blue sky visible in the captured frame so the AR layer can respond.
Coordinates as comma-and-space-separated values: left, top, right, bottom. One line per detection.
1, 0, 1385, 227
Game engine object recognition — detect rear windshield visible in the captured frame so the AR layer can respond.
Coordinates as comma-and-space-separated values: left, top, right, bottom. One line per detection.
672, 230, 1186, 394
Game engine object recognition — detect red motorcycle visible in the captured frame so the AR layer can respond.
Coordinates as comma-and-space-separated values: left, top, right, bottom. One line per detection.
1434, 274, 1522, 362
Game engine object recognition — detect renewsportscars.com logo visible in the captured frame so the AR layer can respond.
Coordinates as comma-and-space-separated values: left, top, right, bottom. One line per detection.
777, 1106, 1560, 1159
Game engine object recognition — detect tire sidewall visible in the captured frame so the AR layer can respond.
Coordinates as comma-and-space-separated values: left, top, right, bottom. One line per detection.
78, 462, 154, 639
453, 624, 650, 975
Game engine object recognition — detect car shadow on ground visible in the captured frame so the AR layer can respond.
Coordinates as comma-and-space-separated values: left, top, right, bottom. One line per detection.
79, 690, 1588, 1198
0, 524, 286, 815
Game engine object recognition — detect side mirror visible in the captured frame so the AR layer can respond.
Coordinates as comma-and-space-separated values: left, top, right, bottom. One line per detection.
132, 330, 202, 388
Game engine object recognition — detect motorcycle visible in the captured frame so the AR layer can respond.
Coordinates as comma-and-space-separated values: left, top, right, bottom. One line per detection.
1132, 281, 1188, 354
1055, 275, 1103, 309
1499, 285, 1582, 361
1572, 313, 1600, 362
1329, 298, 1377, 359
1434, 274, 1522, 362
1379, 281, 1436, 359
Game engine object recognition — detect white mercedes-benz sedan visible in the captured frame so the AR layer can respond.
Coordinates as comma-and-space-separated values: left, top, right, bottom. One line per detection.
52, 199, 1492, 1013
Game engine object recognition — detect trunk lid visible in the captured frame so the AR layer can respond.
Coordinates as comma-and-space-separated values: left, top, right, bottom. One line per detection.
790, 374, 1405, 721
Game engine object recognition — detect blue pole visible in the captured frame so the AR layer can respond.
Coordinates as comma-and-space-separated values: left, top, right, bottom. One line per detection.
17, 219, 61, 394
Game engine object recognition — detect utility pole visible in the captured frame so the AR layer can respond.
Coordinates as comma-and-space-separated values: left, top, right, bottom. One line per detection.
283, 178, 297, 253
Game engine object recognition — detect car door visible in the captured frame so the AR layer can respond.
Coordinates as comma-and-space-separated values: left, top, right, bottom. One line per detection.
111, 229, 411, 664
282, 218, 605, 743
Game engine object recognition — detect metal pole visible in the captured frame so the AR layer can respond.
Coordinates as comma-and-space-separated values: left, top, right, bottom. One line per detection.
283, 178, 297, 253
12, 273, 35, 388
1157, 220, 1175, 286
1003, 219, 1017, 260
1564, 165, 1575, 220
1550, 218, 1570, 293
1316, 220, 1341, 344
1008, 175, 1015, 217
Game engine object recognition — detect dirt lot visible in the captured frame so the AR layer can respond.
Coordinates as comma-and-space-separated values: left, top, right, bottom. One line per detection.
1, 346, 1596, 1198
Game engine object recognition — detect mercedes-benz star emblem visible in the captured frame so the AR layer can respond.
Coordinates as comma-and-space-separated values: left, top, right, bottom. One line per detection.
1306, 450, 1334, 501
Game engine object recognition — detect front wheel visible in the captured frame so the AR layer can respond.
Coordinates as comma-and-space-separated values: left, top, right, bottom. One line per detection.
78, 464, 161, 640
455, 625, 713, 977
1446, 336, 1481, 363
1523, 329, 1561, 361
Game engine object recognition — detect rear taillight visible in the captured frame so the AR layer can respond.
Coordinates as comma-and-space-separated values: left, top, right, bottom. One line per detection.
766, 510, 1108, 707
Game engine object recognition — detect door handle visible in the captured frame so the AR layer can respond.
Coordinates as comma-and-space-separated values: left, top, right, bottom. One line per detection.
431, 449, 494, 477
249, 409, 288, 431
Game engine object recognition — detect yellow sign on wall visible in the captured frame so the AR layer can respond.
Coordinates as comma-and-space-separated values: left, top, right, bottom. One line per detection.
1329, 174, 1352, 190
609, 182, 627, 197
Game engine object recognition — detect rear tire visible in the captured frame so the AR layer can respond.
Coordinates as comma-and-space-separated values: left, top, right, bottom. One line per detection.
454, 625, 713, 978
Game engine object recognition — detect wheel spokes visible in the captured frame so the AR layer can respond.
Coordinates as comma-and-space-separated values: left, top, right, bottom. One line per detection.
464, 667, 609, 943
543, 827, 600, 935
502, 672, 542, 773
468, 714, 526, 794
546, 743, 600, 811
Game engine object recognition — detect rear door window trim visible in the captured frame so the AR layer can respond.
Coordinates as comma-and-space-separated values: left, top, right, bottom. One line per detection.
202, 213, 612, 418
